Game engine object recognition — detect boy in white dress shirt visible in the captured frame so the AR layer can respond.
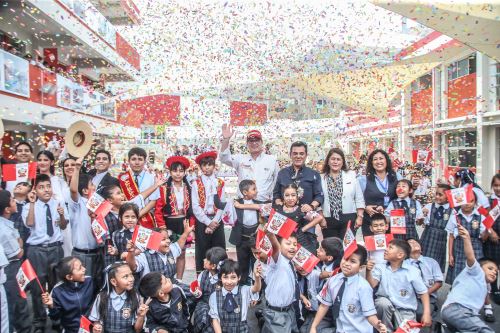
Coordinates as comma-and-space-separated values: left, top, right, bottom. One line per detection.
311, 246, 387, 333
23, 174, 68, 332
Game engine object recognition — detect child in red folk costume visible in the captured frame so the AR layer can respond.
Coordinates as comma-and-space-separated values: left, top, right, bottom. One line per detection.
155, 156, 194, 279
191, 151, 227, 274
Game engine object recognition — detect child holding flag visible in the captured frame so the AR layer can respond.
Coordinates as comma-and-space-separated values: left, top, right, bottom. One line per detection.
109, 203, 143, 261
483, 173, 500, 304
311, 246, 387, 333
41, 256, 94, 333
445, 192, 487, 284
364, 213, 391, 265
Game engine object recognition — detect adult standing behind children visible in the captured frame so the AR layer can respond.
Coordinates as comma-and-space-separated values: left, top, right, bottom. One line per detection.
219, 124, 279, 202
88, 149, 120, 195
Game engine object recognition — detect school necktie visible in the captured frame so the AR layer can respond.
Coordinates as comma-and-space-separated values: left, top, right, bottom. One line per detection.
415, 260, 425, 280
434, 206, 444, 220
45, 204, 54, 237
134, 174, 139, 185
289, 261, 300, 303
223, 292, 236, 313
400, 200, 408, 210
331, 277, 347, 319
124, 229, 133, 239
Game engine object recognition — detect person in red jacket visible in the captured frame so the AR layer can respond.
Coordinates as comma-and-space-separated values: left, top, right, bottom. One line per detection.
154, 155, 194, 279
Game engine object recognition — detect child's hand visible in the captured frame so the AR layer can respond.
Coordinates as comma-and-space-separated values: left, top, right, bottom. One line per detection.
57, 204, 64, 217
137, 297, 152, 317
92, 322, 103, 333
126, 240, 136, 253
155, 174, 167, 187
207, 220, 218, 231
253, 261, 263, 279
75, 157, 84, 170
183, 219, 195, 234
27, 190, 36, 203
421, 312, 432, 327
457, 224, 470, 240
41, 292, 53, 308
366, 259, 375, 272
107, 245, 118, 256
489, 230, 499, 243
302, 297, 312, 310
233, 200, 243, 209
449, 255, 454, 267
376, 321, 387, 333
319, 218, 327, 229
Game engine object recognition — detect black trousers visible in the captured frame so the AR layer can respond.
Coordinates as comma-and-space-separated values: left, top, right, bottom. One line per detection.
195, 221, 226, 273
322, 213, 357, 239
4, 260, 31, 333
27, 244, 64, 328
236, 225, 258, 284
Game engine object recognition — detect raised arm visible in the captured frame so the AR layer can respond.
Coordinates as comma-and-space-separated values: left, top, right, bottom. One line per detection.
458, 224, 475, 267
265, 230, 280, 262
70, 157, 83, 202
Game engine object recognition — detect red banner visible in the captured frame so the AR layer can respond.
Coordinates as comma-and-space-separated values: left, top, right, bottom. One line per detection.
230, 101, 267, 126
116, 94, 180, 127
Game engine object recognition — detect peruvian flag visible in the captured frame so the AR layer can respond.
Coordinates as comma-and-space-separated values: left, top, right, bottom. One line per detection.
190, 280, 202, 298
491, 198, 498, 209
86, 192, 113, 217
256, 228, 273, 257
132, 225, 163, 251
364, 234, 394, 251
266, 209, 297, 239
2, 162, 37, 182
16, 260, 39, 298
343, 220, 357, 259
390, 209, 406, 234
446, 185, 474, 208
478, 205, 500, 230
319, 267, 342, 298
292, 244, 320, 274
78, 316, 92, 333
412, 150, 431, 164
395, 319, 423, 333
91, 214, 108, 244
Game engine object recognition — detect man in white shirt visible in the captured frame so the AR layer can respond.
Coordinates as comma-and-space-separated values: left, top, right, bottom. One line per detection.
89, 149, 119, 195
219, 124, 279, 202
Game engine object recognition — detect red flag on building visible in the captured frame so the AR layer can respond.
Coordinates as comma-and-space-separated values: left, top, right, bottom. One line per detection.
132, 225, 163, 251
266, 209, 297, 239
2, 162, 37, 182
445, 185, 474, 208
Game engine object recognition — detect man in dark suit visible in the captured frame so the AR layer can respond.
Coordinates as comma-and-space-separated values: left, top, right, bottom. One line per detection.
88, 149, 120, 195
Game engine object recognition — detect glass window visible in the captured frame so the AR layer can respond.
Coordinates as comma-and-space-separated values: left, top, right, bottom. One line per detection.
446, 131, 477, 167
457, 58, 469, 77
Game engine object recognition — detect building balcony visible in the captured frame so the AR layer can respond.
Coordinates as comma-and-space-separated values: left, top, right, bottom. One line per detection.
89, 0, 141, 25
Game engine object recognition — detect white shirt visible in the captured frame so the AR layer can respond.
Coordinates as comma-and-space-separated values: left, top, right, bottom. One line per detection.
173, 185, 185, 212
208, 285, 259, 322
134, 243, 182, 278
89, 291, 139, 322
22, 198, 68, 245
408, 255, 443, 298
445, 208, 485, 237
68, 194, 98, 250
423, 203, 452, 225
264, 253, 296, 307
242, 199, 258, 227
133, 170, 160, 202
384, 197, 424, 220
191, 174, 226, 226
320, 171, 365, 216
92, 171, 107, 187
50, 175, 67, 203
219, 147, 279, 201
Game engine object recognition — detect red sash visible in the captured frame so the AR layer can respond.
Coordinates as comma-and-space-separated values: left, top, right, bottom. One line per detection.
196, 178, 224, 212
118, 170, 156, 229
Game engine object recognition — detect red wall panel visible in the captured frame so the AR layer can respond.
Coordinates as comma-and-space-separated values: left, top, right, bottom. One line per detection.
447, 73, 476, 119
230, 101, 267, 126
410, 87, 433, 124
116, 33, 140, 71
116, 94, 180, 128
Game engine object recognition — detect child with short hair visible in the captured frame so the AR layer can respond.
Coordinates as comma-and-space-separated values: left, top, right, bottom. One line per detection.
406, 238, 443, 326
384, 179, 423, 240
420, 183, 454, 272
23, 174, 68, 332
366, 239, 432, 332
191, 151, 227, 274
41, 256, 94, 333
483, 173, 500, 304
262, 230, 300, 333
89, 262, 149, 333
445, 193, 487, 284
441, 224, 497, 333
209, 259, 262, 333
367, 213, 389, 265
11, 181, 31, 257
139, 272, 190, 333
311, 246, 387, 333
192, 246, 228, 333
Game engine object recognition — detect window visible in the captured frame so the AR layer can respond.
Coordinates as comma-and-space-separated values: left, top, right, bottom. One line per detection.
448, 54, 476, 81
411, 73, 432, 93
446, 131, 477, 167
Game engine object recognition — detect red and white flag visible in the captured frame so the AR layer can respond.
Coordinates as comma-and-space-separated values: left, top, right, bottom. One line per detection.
86, 192, 113, 217
292, 244, 320, 273
478, 205, 499, 230
445, 185, 474, 208
78, 316, 92, 333
412, 150, 431, 165
390, 209, 406, 234
190, 280, 202, 298
132, 225, 163, 251
16, 259, 39, 298
91, 214, 108, 244
343, 221, 357, 259
364, 234, 394, 251
2, 162, 37, 182
256, 228, 273, 257
266, 209, 297, 239
319, 267, 342, 298
395, 319, 422, 333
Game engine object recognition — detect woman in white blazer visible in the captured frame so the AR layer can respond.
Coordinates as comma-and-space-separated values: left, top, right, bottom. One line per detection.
320, 148, 365, 238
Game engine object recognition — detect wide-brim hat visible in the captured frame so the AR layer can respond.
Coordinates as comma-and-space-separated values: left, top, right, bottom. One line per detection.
166, 155, 190, 169
195, 151, 217, 165
65, 120, 93, 158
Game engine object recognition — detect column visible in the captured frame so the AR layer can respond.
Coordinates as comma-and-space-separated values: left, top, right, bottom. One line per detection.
475, 52, 490, 187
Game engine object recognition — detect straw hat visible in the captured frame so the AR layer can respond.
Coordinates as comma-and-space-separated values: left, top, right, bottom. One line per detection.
65, 120, 93, 157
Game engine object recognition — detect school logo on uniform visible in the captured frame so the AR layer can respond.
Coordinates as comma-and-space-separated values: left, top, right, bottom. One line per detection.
234, 306, 240, 314
168, 257, 175, 264
177, 302, 183, 312
443, 213, 449, 220
347, 304, 356, 313
122, 307, 131, 319
410, 207, 416, 215
428, 279, 435, 286
472, 220, 479, 229
400, 289, 409, 297
215, 284, 221, 291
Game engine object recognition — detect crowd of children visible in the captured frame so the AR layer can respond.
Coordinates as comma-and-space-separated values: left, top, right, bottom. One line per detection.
0, 140, 499, 333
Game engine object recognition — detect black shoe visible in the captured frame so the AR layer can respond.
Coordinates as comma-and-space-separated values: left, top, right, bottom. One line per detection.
484, 311, 495, 323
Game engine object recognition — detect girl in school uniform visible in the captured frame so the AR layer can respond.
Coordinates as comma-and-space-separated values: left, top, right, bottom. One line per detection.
276, 184, 324, 254
420, 183, 453, 272
108, 203, 141, 261
192, 246, 228, 333
445, 193, 488, 284
154, 155, 194, 280
483, 173, 500, 304
209, 259, 262, 333
89, 262, 149, 333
